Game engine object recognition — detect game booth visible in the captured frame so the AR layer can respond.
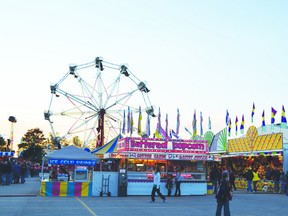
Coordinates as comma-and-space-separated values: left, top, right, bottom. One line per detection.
221, 125, 288, 192
92, 136, 213, 196
40, 145, 98, 197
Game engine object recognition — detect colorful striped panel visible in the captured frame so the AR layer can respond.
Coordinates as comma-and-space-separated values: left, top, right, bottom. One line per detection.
40, 181, 46, 196
74, 182, 82, 196
46, 182, 53, 196
40, 182, 92, 197
60, 182, 68, 196
67, 182, 75, 196
52, 182, 60, 196
81, 182, 88, 196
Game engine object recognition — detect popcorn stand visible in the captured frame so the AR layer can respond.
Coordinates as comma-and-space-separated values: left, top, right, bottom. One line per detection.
92, 137, 211, 196
40, 145, 98, 197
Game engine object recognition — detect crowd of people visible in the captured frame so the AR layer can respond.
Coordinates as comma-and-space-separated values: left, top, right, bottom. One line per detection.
0, 158, 42, 186
210, 161, 288, 195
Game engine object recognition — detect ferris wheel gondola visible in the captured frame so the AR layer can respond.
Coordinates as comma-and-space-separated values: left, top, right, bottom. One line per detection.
45, 57, 155, 149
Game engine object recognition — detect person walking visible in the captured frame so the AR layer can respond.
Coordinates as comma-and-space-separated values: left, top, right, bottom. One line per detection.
151, 167, 166, 202
245, 167, 253, 193
174, 168, 182, 196
252, 168, 260, 193
215, 172, 232, 216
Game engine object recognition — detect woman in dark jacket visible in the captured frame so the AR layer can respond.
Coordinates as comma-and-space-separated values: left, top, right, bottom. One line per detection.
216, 172, 232, 216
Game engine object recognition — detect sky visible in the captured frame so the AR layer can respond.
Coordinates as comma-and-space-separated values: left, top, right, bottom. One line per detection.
0, 0, 288, 149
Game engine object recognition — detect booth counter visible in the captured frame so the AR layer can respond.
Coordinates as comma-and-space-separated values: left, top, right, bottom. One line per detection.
127, 171, 207, 195
91, 171, 208, 196
127, 179, 207, 195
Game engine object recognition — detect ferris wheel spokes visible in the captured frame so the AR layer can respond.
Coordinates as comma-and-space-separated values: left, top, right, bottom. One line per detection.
45, 56, 156, 149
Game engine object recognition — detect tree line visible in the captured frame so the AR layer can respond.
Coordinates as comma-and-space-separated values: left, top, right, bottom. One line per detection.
0, 128, 93, 163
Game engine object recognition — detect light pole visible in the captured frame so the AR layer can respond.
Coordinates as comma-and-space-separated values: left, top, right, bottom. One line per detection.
8, 116, 17, 151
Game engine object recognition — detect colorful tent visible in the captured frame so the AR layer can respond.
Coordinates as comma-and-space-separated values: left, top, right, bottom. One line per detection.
91, 134, 122, 155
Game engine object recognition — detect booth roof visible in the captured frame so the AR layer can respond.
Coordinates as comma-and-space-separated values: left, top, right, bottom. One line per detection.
44, 145, 98, 161
257, 124, 288, 143
91, 134, 122, 155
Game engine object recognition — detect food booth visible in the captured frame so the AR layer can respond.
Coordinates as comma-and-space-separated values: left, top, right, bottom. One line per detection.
92, 137, 212, 196
40, 145, 98, 197
222, 125, 286, 192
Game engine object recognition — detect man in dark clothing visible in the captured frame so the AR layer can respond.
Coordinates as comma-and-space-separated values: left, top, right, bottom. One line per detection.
271, 168, 281, 193
210, 166, 221, 194
215, 172, 232, 216
245, 168, 253, 193
174, 168, 182, 196
3, 161, 12, 185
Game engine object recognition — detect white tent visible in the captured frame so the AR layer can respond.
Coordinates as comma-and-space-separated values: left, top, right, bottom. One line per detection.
44, 145, 98, 166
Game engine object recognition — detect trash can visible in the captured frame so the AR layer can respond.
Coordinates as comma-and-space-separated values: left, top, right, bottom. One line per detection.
207, 182, 213, 195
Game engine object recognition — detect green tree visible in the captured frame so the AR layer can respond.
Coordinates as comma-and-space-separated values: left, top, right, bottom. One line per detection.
0, 135, 6, 151
18, 128, 47, 163
72, 136, 83, 147
22, 145, 45, 163
18, 128, 47, 149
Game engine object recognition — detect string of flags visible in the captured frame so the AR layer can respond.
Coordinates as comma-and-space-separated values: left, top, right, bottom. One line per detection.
120, 103, 288, 139
226, 103, 287, 136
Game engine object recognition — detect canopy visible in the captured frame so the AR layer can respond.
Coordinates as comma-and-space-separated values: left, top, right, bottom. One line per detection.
91, 134, 122, 155
44, 145, 98, 166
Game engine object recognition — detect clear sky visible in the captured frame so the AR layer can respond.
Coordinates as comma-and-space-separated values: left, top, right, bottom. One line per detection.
1, 0, 288, 148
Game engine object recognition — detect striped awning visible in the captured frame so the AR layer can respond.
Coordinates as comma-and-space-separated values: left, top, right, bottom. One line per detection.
0, 151, 14, 156
91, 134, 122, 155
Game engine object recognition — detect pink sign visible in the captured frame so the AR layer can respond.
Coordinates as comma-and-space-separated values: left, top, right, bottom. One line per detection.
104, 152, 213, 161
117, 137, 208, 154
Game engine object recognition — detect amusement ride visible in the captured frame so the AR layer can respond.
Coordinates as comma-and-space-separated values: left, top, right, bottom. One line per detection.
45, 57, 155, 149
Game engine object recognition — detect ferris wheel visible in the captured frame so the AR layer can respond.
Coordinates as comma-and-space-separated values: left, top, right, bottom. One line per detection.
44, 57, 156, 149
